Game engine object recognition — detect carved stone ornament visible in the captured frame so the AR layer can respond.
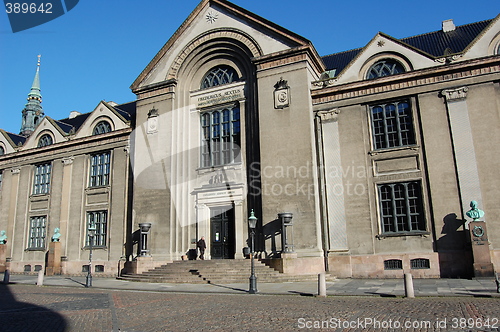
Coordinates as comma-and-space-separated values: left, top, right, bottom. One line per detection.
441, 86, 468, 101
317, 109, 340, 122
62, 156, 74, 165
274, 77, 290, 109
147, 108, 159, 134
11, 168, 20, 174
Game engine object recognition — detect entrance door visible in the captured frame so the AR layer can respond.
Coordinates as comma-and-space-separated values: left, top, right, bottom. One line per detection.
210, 207, 235, 259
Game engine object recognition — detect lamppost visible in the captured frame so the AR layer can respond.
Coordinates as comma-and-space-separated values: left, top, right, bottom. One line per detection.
248, 209, 258, 294
85, 225, 96, 288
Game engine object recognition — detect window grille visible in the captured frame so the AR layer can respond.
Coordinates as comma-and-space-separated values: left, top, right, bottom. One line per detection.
37, 134, 53, 147
86, 211, 108, 247
367, 59, 405, 79
201, 66, 239, 89
370, 100, 415, 150
28, 216, 46, 249
33, 163, 52, 194
384, 259, 403, 270
411, 258, 430, 269
201, 107, 240, 167
92, 121, 112, 135
89, 152, 111, 187
378, 181, 425, 234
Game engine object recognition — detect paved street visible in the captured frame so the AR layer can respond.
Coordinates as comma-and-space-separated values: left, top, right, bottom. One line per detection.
1, 282, 500, 332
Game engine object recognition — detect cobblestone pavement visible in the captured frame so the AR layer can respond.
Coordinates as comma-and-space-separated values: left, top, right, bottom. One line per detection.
1, 284, 499, 332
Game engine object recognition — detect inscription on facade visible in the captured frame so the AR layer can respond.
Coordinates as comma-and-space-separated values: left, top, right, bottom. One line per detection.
195, 87, 244, 108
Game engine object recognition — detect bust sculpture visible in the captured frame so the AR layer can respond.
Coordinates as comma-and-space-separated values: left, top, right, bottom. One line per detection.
0, 230, 7, 244
51, 227, 61, 242
466, 201, 485, 221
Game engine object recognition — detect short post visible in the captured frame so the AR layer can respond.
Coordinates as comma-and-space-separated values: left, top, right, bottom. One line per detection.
404, 273, 415, 298
317, 272, 326, 297
495, 273, 500, 293
3, 269, 10, 284
36, 269, 44, 286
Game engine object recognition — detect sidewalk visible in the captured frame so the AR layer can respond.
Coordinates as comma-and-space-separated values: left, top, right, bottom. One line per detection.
2, 272, 499, 297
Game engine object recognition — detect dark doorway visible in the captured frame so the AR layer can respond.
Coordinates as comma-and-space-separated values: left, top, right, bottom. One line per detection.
210, 206, 235, 259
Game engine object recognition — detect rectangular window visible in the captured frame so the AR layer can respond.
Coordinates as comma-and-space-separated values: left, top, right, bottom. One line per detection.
86, 211, 107, 247
201, 106, 241, 167
378, 181, 425, 234
33, 163, 52, 194
370, 100, 415, 150
89, 152, 111, 187
28, 216, 46, 249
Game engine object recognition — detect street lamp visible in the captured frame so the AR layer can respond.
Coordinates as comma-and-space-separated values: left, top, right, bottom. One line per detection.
85, 225, 96, 288
248, 209, 258, 294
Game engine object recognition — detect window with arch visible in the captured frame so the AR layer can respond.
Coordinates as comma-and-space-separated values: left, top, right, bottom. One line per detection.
201, 105, 240, 167
367, 59, 405, 79
37, 134, 53, 147
92, 121, 112, 135
201, 66, 239, 90
0, 146, 4, 155
378, 181, 425, 234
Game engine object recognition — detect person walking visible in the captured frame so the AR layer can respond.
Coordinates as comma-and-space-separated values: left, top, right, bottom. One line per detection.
197, 236, 206, 260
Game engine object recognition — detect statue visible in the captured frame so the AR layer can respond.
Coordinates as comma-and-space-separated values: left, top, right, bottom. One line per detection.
466, 201, 485, 221
51, 228, 61, 242
0, 230, 6, 244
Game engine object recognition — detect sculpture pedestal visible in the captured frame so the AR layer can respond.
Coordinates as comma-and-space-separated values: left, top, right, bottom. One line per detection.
0, 244, 6, 273
469, 221, 495, 278
46, 241, 61, 275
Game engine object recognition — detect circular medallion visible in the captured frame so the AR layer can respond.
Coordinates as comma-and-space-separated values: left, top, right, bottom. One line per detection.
472, 225, 484, 237
277, 91, 287, 103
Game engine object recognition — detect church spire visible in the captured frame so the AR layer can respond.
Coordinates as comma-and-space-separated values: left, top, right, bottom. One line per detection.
20, 55, 44, 137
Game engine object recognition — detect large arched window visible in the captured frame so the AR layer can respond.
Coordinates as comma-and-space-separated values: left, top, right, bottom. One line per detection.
367, 59, 405, 79
37, 134, 53, 147
92, 121, 112, 135
201, 66, 239, 89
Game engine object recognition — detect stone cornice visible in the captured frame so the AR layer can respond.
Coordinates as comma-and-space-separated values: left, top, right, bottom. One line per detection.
0, 128, 131, 167
133, 79, 177, 99
253, 45, 325, 75
311, 56, 500, 105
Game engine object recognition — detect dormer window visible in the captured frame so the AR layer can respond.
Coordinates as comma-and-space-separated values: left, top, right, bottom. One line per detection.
201, 66, 239, 89
367, 59, 405, 79
37, 134, 53, 147
93, 121, 112, 135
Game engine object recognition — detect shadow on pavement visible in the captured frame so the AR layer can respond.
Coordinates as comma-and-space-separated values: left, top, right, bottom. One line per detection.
0, 283, 67, 332
65, 277, 86, 286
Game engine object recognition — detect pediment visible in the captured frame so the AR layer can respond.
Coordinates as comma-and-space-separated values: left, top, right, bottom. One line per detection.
72, 101, 130, 139
20, 117, 68, 150
0, 130, 23, 154
334, 33, 438, 84
463, 14, 500, 58
131, 0, 312, 91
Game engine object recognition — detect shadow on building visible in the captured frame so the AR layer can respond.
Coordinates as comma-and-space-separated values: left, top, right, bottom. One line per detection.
436, 213, 473, 278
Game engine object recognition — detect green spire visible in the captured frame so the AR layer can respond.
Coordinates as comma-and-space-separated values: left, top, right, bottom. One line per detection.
20, 55, 44, 137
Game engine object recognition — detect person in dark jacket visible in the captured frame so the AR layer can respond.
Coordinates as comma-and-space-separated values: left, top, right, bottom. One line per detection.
197, 236, 206, 260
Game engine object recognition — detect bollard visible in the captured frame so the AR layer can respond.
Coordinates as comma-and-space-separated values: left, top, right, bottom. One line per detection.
317, 272, 326, 297
404, 273, 415, 298
3, 269, 10, 284
36, 269, 44, 286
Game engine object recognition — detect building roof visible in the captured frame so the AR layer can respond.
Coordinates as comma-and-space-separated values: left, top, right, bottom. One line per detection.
4, 131, 27, 147
321, 19, 494, 74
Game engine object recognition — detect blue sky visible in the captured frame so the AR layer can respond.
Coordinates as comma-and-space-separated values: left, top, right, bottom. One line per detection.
1, 0, 498, 134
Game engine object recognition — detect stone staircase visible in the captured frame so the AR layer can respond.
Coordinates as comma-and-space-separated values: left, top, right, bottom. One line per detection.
119, 259, 332, 284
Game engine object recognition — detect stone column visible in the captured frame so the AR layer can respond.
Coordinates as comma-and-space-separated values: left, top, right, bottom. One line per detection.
441, 87, 484, 219
234, 200, 244, 259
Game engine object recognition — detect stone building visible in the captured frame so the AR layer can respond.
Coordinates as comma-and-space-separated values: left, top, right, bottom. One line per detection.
1, 0, 499, 279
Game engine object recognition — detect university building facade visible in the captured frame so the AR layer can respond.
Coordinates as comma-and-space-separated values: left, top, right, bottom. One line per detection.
1, 0, 499, 279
